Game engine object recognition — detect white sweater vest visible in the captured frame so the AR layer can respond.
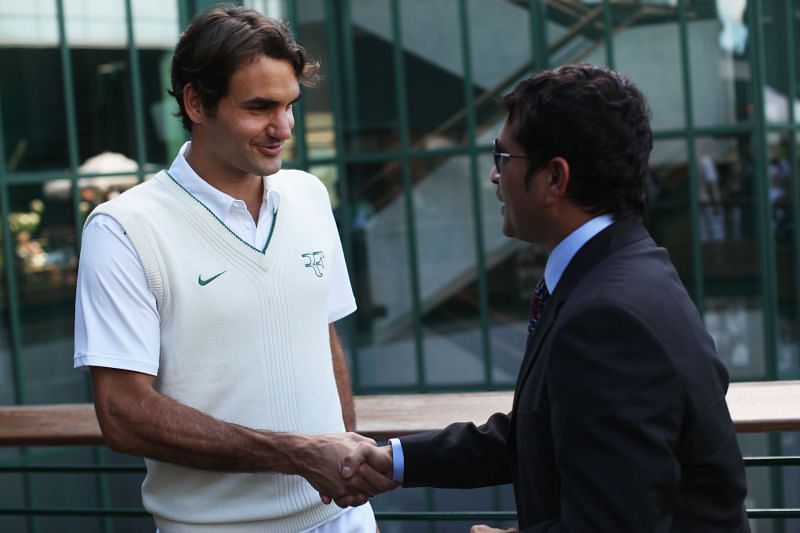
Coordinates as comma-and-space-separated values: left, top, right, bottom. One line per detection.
89, 170, 346, 532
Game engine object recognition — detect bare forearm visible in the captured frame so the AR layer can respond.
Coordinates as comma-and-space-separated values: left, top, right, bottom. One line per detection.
330, 324, 356, 431
99, 386, 305, 473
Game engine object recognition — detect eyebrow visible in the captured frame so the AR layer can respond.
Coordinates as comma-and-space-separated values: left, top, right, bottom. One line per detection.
242, 94, 302, 108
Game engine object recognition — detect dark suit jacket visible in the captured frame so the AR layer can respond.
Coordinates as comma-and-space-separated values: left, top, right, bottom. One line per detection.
400, 218, 750, 532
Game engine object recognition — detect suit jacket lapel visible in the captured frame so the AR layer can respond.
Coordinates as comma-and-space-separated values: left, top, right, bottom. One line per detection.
511, 217, 651, 414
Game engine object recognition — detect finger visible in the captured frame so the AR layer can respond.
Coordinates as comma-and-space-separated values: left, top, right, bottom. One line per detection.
333, 493, 369, 508
341, 455, 355, 478
320, 494, 332, 505
351, 461, 397, 494
470, 526, 489, 533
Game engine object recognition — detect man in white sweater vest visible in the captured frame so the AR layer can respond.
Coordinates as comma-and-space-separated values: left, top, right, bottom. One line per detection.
73, 5, 394, 532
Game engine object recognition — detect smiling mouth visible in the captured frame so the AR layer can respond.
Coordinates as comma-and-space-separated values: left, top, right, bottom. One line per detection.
254, 143, 282, 157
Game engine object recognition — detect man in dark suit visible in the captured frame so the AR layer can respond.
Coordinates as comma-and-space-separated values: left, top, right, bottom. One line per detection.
336, 64, 751, 532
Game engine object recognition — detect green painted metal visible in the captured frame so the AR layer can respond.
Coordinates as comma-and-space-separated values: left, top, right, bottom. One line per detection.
0, 52, 36, 533
529, 0, 549, 72
784, 0, 800, 383
54, 0, 84, 254
0, 507, 798, 520
54, 2, 113, 529
389, 0, 425, 390
748, 0, 779, 383
285, 0, 308, 171
602, 0, 615, 69
748, 1, 785, 526
676, 0, 704, 314
322, 0, 359, 389
458, 0, 492, 387
124, 0, 149, 183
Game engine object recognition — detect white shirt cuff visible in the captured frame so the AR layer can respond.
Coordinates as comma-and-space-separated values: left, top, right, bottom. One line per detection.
388, 438, 404, 484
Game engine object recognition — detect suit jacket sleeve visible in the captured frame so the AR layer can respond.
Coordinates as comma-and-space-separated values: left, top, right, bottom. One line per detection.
538, 303, 684, 532
399, 411, 513, 488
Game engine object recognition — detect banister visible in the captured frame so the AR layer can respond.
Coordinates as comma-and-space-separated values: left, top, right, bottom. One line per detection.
1, 381, 798, 447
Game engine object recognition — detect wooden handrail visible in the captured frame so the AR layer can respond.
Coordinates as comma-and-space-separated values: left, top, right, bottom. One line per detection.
0, 381, 798, 447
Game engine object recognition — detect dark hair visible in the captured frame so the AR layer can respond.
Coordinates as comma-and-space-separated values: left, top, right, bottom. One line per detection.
170, 4, 319, 131
501, 64, 652, 218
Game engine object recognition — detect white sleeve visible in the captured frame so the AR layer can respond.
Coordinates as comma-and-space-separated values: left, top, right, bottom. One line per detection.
73, 214, 161, 375
325, 207, 357, 324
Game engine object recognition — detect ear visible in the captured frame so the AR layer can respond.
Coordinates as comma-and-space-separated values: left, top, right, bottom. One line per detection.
542, 157, 570, 207
183, 83, 205, 126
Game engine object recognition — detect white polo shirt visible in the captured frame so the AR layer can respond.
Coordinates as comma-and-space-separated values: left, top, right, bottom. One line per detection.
74, 142, 373, 532
74, 141, 357, 374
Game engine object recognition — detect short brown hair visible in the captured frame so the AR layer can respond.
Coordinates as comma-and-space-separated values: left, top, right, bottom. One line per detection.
170, 4, 319, 131
502, 64, 652, 218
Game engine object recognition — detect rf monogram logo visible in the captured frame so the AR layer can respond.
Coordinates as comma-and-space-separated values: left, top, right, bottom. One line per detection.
302, 251, 325, 277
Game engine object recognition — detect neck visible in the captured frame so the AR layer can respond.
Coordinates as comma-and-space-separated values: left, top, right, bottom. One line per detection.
184, 143, 265, 222
542, 209, 594, 253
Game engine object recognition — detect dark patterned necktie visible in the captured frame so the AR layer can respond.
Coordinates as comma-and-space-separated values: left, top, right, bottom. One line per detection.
526, 278, 550, 347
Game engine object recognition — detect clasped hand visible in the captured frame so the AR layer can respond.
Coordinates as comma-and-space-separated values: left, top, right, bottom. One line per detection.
307, 435, 397, 508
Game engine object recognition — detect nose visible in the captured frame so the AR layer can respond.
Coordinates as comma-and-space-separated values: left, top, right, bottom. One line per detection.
268, 108, 294, 141
489, 166, 500, 185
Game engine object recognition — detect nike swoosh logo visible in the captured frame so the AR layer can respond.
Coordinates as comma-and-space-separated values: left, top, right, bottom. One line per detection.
198, 271, 226, 286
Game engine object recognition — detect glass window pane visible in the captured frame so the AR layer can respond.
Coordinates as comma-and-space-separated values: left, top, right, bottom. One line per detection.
468, 0, 531, 153
341, 0, 400, 155
65, 0, 140, 170
762, 0, 794, 125
296, 0, 336, 160
344, 161, 417, 388
133, 0, 183, 168
0, 1, 69, 172
401, 0, 467, 149
695, 134, 765, 379
646, 139, 694, 294
769, 131, 800, 380
10, 182, 82, 404
604, 5, 686, 131
687, 1, 752, 128
412, 156, 483, 386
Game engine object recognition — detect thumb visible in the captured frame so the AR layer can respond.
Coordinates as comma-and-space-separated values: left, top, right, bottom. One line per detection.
341, 456, 354, 478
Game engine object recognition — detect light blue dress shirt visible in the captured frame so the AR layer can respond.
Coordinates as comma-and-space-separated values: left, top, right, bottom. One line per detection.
389, 214, 615, 483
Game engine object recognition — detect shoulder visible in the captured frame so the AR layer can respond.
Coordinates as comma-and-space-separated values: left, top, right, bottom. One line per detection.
272, 168, 329, 195
270, 169, 333, 211
88, 171, 172, 224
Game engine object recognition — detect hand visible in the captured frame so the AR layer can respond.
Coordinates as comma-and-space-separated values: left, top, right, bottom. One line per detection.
470, 526, 518, 533
295, 432, 389, 507
320, 442, 397, 507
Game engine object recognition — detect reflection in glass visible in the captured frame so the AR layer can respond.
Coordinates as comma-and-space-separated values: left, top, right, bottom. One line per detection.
295, 0, 336, 159
10, 183, 81, 404
410, 156, 482, 386
1, 49, 69, 171
762, 0, 798, 125
768, 132, 799, 380
401, 0, 467, 148
645, 139, 693, 289
345, 162, 416, 388
687, 2, 752, 128
694, 135, 765, 379
601, 4, 685, 130
339, 0, 400, 155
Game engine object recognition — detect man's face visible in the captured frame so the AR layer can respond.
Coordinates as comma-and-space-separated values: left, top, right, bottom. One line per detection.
490, 120, 546, 243
197, 55, 300, 180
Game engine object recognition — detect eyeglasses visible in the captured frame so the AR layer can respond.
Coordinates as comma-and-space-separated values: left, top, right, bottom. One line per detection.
493, 139, 531, 173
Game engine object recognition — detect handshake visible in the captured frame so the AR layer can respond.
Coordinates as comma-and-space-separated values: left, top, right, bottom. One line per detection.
297, 432, 398, 508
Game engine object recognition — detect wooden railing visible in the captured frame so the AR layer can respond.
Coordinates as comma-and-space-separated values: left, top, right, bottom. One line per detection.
1, 380, 799, 445
0, 381, 798, 521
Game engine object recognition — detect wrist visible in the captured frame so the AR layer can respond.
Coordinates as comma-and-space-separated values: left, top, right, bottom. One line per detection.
264, 431, 309, 476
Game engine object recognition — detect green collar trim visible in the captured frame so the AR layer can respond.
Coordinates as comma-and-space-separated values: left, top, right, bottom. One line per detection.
163, 170, 278, 255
